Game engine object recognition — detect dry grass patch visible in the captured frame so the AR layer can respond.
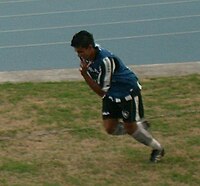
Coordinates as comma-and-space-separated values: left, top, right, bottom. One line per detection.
0, 75, 199, 186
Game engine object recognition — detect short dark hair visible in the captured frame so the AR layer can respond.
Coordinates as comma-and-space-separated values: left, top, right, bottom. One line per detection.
71, 30, 95, 48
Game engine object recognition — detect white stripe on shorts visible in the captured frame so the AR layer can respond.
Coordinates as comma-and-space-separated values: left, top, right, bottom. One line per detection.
134, 96, 140, 121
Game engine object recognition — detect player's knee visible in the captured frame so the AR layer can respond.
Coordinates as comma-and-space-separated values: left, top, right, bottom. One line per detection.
105, 127, 115, 135
124, 122, 138, 135
103, 119, 119, 135
104, 124, 118, 135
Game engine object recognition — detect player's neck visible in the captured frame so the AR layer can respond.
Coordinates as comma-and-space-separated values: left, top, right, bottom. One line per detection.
90, 47, 98, 61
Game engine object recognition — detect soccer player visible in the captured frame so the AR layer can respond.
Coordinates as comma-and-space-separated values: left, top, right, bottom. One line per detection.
71, 30, 164, 163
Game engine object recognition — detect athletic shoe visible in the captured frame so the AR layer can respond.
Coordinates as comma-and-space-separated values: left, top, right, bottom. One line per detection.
150, 148, 165, 163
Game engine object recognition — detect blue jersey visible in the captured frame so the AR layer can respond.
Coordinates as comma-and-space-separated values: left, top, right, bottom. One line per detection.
87, 46, 141, 100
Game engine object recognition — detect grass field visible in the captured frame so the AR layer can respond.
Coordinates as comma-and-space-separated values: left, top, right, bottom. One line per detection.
0, 74, 199, 186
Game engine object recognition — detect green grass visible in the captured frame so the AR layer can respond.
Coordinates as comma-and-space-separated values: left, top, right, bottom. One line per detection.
0, 74, 199, 186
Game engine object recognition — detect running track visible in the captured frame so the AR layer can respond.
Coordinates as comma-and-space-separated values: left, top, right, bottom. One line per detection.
0, 0, 200, 71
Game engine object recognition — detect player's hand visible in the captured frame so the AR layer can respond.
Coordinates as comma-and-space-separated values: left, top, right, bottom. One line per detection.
79, 58, 89, 76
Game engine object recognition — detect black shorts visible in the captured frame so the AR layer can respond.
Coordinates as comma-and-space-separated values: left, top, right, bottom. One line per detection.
102, 91, 144, 122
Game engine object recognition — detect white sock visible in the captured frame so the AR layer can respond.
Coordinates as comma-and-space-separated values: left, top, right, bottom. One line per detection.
149, 139, 162, 150
132, 127, 162, 150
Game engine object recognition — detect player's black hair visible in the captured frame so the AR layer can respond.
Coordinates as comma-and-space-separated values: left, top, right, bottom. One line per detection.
71, 30, 95, 48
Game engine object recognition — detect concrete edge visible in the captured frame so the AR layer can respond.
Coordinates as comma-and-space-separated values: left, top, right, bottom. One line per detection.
0, 62, 199, 83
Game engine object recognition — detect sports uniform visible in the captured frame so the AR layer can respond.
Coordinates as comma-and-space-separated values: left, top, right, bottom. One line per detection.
87, 46, 144, 122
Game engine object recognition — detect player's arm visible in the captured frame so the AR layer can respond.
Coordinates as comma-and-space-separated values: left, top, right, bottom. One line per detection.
98, 57, 116, 92
80, 60, 106, 98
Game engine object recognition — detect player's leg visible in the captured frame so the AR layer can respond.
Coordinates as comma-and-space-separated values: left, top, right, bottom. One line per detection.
103, 118, 126, 135
124, 121, 162, 150
137, 119, 151, 130
102, 97, 126, 135
121, 92, 164, 162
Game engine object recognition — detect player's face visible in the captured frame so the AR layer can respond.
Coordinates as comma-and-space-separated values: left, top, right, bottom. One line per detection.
75, 45, 93, 61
